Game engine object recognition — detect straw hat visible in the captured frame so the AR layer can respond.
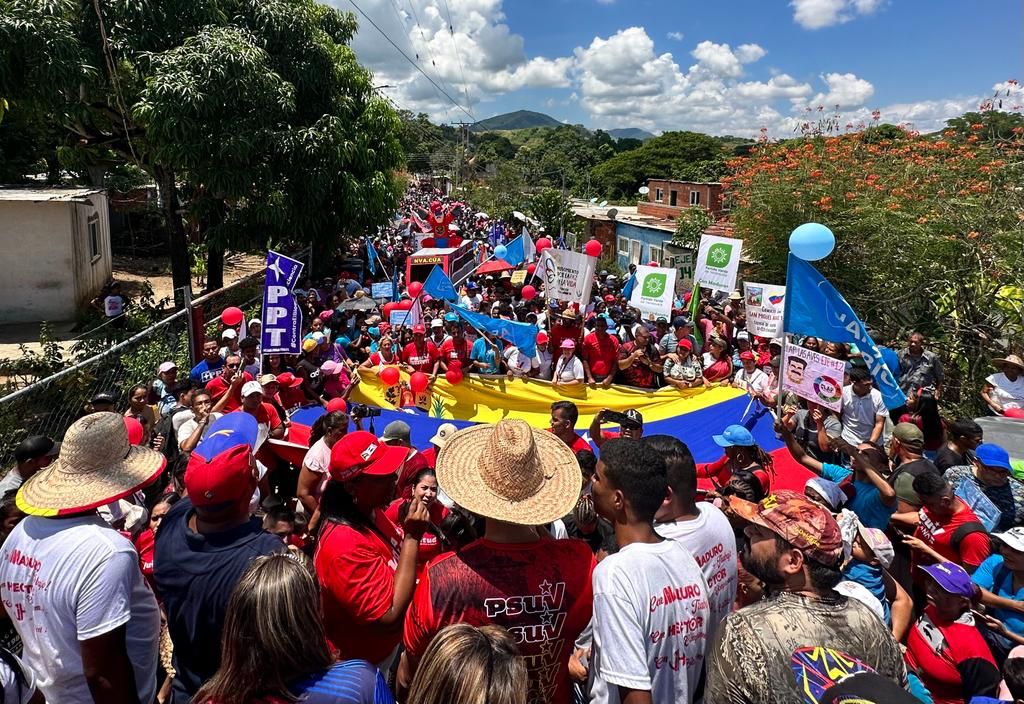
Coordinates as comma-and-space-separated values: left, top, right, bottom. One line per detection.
994, 354, 1024, 372
436, 419, 581, 525
17, 412, 166, 517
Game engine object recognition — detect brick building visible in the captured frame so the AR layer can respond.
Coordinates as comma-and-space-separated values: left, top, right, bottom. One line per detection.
637, 179, 724, 220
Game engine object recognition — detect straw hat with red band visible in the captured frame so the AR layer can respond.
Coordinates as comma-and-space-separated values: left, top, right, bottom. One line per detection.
17, 412, 166, 517
436, 418, 581, 526
330, 431, 409, 483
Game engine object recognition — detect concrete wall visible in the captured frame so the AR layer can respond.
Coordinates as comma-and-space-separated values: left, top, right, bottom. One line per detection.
0, 194, 111, 323
644, 180, 725, 218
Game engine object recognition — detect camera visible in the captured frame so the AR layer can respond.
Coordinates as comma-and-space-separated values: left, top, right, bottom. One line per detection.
349, 403, 382, 419
602, 410, 639, 428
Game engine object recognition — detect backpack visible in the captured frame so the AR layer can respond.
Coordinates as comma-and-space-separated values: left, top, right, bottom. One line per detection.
950, 521, 991, 557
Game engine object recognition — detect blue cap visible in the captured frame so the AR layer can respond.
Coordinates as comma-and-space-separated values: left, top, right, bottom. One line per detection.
713, 424, 755, 448
194, 413, 258, 461
975, 443, 1013, 472
466, 281, 478, 290
444, 312, 459, 323
919, 562, 975, 598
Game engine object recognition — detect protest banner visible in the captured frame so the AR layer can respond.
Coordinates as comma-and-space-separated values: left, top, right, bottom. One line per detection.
537, 249, 596, 307
261, 251, 304, 354
780, 343, 845, 412
695, 234, 742, 293
510, 270, 527, 286
629, 265, 678, 319
744, 282, 786, 338
370, 282, 393, 299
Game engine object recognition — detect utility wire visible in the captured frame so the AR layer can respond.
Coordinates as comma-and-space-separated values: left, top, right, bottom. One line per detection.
441, 0, 473, 119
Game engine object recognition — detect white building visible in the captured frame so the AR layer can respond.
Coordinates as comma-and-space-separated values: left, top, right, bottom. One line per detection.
0, 187, 112, 323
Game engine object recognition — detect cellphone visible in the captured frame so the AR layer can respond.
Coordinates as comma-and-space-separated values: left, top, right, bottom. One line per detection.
602, 410, 633, 426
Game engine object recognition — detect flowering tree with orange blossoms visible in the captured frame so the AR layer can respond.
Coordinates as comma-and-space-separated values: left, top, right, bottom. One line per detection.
724, 89, 1024, 413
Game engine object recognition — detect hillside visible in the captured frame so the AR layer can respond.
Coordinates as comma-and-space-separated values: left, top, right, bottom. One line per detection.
471, 110, 563, 132
608, 128, 655, 141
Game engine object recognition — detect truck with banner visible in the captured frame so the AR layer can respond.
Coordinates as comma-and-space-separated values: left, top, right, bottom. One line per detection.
405, 242, 477, 285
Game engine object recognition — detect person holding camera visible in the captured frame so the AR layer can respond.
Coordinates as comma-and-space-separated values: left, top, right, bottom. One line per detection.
589, 408, 644, 450
615, 326, 663, 389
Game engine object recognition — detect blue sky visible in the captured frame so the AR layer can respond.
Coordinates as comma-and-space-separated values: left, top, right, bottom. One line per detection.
337, 0, 1023, 135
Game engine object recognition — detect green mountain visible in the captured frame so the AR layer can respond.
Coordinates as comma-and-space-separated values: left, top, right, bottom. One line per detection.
608, 128, 655, 141
470, 110, 564, 132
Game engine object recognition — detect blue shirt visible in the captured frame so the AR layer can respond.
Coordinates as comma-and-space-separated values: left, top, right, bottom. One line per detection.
290, 660, 394, 704
153, 498, 285, 703
470, 337, 502, 374
821, 463, 896, 530
843, 560, 891, 625
971, 554, 1024, 636
190, 357, 224, 385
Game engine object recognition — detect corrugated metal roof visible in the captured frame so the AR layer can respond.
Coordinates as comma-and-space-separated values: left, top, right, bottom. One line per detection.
0, 187, 103, 203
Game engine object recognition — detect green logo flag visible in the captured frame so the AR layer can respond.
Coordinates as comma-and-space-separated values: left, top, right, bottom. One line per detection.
629, 265, 677, 320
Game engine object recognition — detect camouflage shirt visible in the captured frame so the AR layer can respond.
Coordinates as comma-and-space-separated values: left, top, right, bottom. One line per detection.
705, 590, 908, 704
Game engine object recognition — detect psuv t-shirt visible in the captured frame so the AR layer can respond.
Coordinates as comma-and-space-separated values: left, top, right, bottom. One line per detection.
914, 500, 991, 571
402, 342, 438, 374
906, 606, 1000, 704
404, 538, 595, 704
153, 498, 284, 703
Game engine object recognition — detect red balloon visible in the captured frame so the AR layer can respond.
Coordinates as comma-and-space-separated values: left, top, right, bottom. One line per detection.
448, 359, 462, 372
526, 263, 536, 275
409, 371, 429, 393
648, 261, 660, 267
407, 281, 423, 298
382, 302, 396, 319
379, 366, 400, 386
521, 285, 537, 300
395, 300, 413, 311
221, 306, 244, 326
584, 239, 603, 258
535, 237, 552, 253
421, 237, 436, 249
445, 369, 464, 385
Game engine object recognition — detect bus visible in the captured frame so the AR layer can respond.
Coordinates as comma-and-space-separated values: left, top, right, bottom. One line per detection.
405, 242, 477, 285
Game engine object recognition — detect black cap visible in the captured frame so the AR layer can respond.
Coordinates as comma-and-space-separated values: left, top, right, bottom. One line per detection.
671, 316, 692, 329
14, 435, 59, 463
624, 409, 644, 427
90, 391, 117, 405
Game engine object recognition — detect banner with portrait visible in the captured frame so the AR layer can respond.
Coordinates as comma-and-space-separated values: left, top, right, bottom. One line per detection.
780, 343, 845, 412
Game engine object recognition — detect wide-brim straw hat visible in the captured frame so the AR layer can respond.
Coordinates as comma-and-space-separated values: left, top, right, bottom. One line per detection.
436, 419, 582, 526
994, 354, 1024, 372
18, 412, 166, 517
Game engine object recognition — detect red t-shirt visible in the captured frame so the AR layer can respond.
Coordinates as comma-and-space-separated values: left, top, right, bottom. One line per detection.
314, 513, 404, 664
404, 537, 596, 704
438, 338, 472, 367
133, 528, 157, 592
548, 323, 581, 357
278, 385, 306, 410
914, 499, 991, 570
421, 447, 437, 469
205, 372, 254, 412
384, 499, 449, 575
546, 427, 592, 454
402, 341, 438, 374
581, 332, 620, 379
616, 340, 658, 389
241, 402, 282, 430
368, 350, 400, 367
905, 605, 1001, 704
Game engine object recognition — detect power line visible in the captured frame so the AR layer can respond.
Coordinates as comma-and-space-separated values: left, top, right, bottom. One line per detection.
441, 0, 473, 119
392, 0, 452, 123
347, 0, 475, 121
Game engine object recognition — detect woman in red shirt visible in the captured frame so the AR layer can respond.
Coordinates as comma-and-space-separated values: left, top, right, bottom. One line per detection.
314, 431, 430, 666
385, 468, 449, 576
702, 336, 733, 383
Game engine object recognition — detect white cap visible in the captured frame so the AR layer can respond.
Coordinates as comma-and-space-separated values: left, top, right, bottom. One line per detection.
158, 361, 177, 373
242, 380, 264, 397
222, 328, 238, 339
994, 527, 1024, 553
431, 319, 444, 328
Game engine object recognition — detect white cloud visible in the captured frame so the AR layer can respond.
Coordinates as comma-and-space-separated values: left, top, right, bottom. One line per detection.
790, 0, 884, 29
735, 74, 813, 100
735, 43, 767, 63
690, 40, 745, 78
667, 31, 685, 41
807, 72, 875, 108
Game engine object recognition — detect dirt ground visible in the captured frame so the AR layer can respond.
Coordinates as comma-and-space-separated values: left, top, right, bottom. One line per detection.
0, 252, 266, 360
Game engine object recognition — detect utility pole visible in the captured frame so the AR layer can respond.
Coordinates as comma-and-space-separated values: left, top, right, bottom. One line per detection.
452, 121, 473, 193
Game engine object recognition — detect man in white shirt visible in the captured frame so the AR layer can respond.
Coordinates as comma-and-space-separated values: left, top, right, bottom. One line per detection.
732, 350, 770, 397
0, 435, 59, 497
589, 438, 711, 704
533, 332, 553, 380
0, 412, 162, 704
651, 435, 737, 643
459, 281, 483, 311
841, 366, 887, 446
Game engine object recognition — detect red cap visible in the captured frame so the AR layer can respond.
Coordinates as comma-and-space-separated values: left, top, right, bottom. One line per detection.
124, 417, 144, 445
412, 324, 426, 334
536, 332, 549, 344
678, 339, 693, 352
185, 445, 255, 507
326, 398, 348, 414
739, 350, 756, 361
330, 431, 408, 482
603, 294, 615, 303
276, 372, 303, 388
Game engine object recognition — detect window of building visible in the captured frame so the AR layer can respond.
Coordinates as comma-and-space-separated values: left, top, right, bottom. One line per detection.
88, 215, 100, 263
655, 188, 663, 203
649, 245, 663, 266
617, 236, 629, 255
669, 191, 678, 207
689, 190, 701, 206
630, 239, 642, 264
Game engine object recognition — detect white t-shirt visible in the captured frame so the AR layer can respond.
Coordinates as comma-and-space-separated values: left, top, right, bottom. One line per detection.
103, 295, 124, 317
840, 385, 886, 445
553, 355, 584, 383
0, 515, 159, 704
734, 367, 769, 395
0, 650, 36, 704
503, 347, 535, 378
303, 437, 332, 475
176, 412, 223, 447
655, 503, 738, 642
534, 349, 553, 380
459, 294, 482, 311
590, 539, 711, 704
986, 372, 1024, 410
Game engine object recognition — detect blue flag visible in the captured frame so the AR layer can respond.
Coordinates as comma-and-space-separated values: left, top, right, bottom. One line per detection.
500, 235, 527, 267
621, 273, 637, 300
366, 240, 379, 276
421, 265, 458, 302
391, 269, 399, 302
449, 304, 539, 357
261, 250, 305, 354
783, 254, 906, 410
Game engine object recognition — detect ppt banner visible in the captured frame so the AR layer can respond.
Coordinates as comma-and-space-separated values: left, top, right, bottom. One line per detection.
261, 251, 304, 354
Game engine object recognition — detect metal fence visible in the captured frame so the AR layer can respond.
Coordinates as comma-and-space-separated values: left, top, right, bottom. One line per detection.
0, 250, 306, 468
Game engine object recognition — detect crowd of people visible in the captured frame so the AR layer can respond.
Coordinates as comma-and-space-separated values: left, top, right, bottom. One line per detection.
0, 184, 1022, 704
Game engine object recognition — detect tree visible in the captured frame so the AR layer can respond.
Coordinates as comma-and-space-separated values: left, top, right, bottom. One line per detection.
591, 131, 724, 198
672, 206, 712, 251
528, 188, 573, 238
0, 0, 403, 296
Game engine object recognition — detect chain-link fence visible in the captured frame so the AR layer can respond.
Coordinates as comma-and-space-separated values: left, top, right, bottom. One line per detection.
0, 249, 307, 468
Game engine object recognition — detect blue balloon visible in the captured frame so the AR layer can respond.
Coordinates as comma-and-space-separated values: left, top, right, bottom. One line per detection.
789, 223, 836, 261
493, 244, 508, 260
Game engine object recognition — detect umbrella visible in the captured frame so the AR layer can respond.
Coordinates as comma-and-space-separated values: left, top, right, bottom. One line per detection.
476, 259, 516, 274
475, 212, 489, 219
338, 296, 378, 312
